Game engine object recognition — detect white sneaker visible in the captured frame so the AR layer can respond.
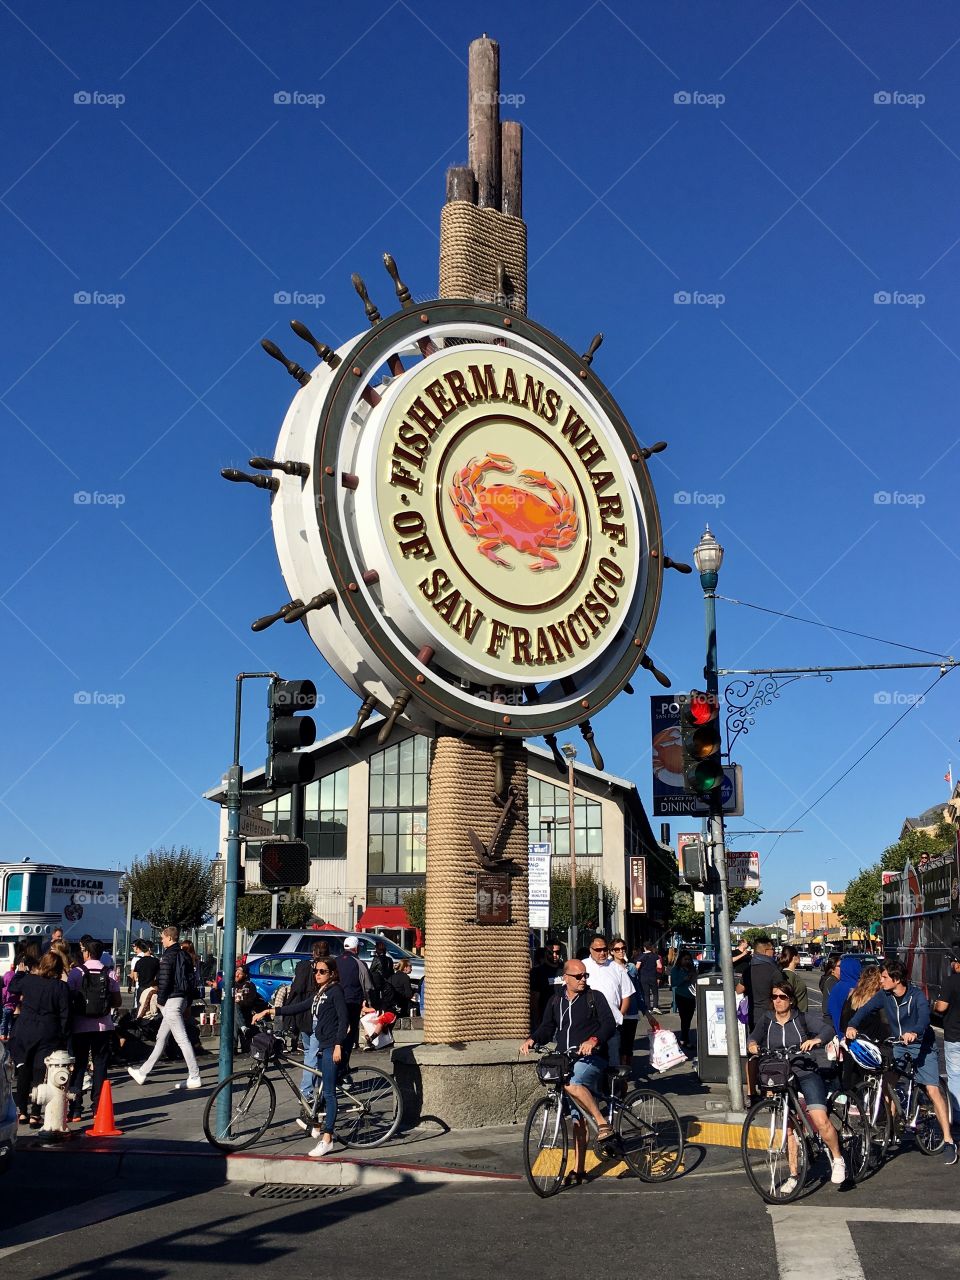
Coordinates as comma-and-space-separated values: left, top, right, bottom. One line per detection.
779, 1176, 798, 1196
831, 1157, 847, 1185
309, 1136, 334, 1158
175, 1077, 203, 1091
127, 1067, 146, 1086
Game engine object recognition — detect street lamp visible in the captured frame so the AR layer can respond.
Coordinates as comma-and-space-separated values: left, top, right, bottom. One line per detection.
561, 743, 578, 960
693, 526, 744, 1117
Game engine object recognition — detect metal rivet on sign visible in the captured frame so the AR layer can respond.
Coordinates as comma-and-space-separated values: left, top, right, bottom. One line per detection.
420, 314, 429, 323
352, 366, 362, 377
579, 370, 587, 379
581, 700, 590, 708
324, 466, 334, 476
634, 638, 643, 647
630, 452, 639, 462
502, 715, 511, 724
348, 582, 358, 592
650, 548, 659, 557
415, 674, 425, 684
503, 317, 512, 327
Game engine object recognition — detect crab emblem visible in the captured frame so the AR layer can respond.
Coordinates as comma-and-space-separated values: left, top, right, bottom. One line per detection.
448, 452, 579, 571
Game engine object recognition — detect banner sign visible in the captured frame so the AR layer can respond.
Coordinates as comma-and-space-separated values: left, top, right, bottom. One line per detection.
528, 842, 551, 930
628, 856, 647, 913
727, 850, 759, 890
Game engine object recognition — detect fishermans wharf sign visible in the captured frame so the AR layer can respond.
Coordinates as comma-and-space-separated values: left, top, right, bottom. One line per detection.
265, 296, 664, 738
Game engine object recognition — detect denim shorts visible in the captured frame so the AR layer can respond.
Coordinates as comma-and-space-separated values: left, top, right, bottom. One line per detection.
893, 1040, 939, 1087
794, 1067, 827, 1111
570, 1054, 607, 1096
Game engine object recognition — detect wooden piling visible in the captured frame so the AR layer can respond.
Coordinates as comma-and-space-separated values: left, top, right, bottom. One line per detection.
468, 36, 501, 209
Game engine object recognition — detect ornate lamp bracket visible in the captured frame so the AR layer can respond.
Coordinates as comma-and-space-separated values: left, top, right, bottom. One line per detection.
722, 672, 833, 757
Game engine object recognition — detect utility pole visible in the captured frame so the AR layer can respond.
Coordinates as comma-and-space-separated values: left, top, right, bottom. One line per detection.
562, 743, 578, 959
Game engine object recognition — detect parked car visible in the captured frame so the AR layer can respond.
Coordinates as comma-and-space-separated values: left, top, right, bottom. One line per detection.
0, 1041, 16, 1174
242, 930, 424, 986
796, 951, 814, 970
246, 951, 422, 1007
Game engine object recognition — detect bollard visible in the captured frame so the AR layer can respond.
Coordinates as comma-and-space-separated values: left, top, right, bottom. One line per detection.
31, 1048, 75, 1139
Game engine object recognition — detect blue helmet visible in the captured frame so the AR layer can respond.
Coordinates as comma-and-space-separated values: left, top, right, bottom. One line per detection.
847, 1036, 883, 1072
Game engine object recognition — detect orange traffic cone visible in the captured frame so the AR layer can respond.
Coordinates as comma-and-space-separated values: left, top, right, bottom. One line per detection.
86, 1081, 123, 1137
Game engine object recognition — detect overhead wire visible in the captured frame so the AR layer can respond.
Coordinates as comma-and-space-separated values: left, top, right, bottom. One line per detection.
715, 596, 950, 659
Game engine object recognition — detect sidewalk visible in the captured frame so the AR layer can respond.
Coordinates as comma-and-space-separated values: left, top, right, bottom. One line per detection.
16, 1001, 742, 1187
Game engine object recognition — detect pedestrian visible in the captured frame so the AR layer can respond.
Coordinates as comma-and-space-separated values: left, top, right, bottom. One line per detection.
233, 964, 268, 1055
778, 946, 809, 1013
933, 948, 960, 1131
132, 940, 159, 1008
336, 936, 372, 1074
530, 940, 564, 1029
819, 952, 841, 1000
389, 959, 415, 1017
670, 950, 697, 1050
368, 939, 395, 1013
637, 942, 660, 1016
67, 938, 122, 1121
610, 937, 646, 1068
127, 925, 202, 1090
0, 960, 19, 1042
42, 927, 64, 954
254, 956, 347, 1159
286, 941, 327, 1098
583, 933, 635, 1066
9, 950, 69, 1127
827, 955, 862, 1031
742, 935, 784, 1027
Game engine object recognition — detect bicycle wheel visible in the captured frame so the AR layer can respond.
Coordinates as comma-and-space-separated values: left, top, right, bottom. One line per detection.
617, 1088, 684, 1182
829, 1087, 869, 1183
334, 1065, 402, 1148
522, 1094, 569, 1197
202, 1069, 276, 1152
741, 1096, 809, 1203
914, 1093, 945, 1155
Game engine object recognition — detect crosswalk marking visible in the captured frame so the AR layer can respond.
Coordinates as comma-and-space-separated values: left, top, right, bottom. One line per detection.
0, 1190, 166, 1260
768, 1205, 960, 1280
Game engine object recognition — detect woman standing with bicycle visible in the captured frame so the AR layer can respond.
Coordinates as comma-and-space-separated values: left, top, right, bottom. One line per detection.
253, 956, 348, 1159
748, 980, 846, 1189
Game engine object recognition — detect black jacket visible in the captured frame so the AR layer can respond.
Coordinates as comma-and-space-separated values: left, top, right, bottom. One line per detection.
156, 943, 194, 1006
10, 973, 70, 1054
277, 982, 349, 1051
286, 958, 317, 1035
531, 988, 616, 1058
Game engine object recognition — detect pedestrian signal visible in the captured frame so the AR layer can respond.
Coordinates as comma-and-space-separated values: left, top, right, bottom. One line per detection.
257, 840, 311, 889
678, 833, 706, 887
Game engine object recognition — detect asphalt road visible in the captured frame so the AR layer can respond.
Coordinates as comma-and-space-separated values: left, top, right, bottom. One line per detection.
3, 1128, 960, 1280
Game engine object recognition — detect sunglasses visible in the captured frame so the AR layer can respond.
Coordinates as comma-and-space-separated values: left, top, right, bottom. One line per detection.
771, 994, 791, 1001
590, 946, 608, 953
567, 972, 588, 980
612, 945, 626, 951
314, 966, 330, 974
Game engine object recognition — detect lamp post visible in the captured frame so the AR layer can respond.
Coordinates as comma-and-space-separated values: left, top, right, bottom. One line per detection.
561, 743, 578, 960
693, 526, 744, 1116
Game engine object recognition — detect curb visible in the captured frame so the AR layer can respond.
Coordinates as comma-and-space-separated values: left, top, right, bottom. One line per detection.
686, 1119, 743, 1149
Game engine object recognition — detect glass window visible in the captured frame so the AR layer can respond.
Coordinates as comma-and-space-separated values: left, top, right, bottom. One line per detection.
261, 767, 348, 859
26, 875, 47, 912
529, 776, 603, 859
4, 874, 23, 912
367, 736, 429, 876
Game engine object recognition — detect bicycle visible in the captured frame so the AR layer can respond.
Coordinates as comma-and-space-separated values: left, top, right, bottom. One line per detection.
522, 1049, 684, 1198
835, 1035, 891, 1173
882, 1035, 945, 1156
202, 1028, 403, 1152
740, 1048, 869, 1203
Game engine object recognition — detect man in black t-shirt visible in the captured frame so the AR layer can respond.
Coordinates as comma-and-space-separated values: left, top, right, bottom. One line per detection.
933, 949, 960, 1132
133, 940, 160, 1005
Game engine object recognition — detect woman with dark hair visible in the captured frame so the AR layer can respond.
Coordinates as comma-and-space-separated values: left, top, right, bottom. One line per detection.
670, 950, 698, 1050
748, 980, 845, 1191
252, 955, 348, 1159
10, 950, 70, 1127
819, 953, 841, 999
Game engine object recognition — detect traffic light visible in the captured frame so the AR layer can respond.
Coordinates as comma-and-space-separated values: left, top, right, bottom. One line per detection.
258, 839, 311, 889
678, 833, 706, 888
679, 690, 723, 795
266, 678, 317, 786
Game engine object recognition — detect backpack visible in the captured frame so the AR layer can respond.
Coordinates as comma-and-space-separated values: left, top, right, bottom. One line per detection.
74, 964, 111, 1018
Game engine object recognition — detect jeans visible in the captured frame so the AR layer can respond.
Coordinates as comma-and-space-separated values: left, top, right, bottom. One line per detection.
317, 1045, 339, 1136
0, 1007, 13, 1039
139, 998, 200, 1080
944, 1040, 960, 1126
300, 1031, 319, 1099
70, 1029, 112, 1113
645, 980, 660, 1014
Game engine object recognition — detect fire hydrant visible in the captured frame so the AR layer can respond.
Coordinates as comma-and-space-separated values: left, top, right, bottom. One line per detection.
30, 1048, 75, 1138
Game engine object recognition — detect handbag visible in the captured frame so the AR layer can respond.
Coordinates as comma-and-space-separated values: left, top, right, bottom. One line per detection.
536, 1051, 574, 1085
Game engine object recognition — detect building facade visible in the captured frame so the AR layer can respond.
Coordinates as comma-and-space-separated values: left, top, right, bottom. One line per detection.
205, 722, 675, 948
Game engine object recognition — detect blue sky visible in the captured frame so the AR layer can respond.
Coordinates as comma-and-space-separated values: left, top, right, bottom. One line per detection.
2, 1, 958, 921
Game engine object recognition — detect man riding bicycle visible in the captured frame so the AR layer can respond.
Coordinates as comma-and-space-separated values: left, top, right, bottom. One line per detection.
844, 957, 956, 1166
521, 960, 616, 1183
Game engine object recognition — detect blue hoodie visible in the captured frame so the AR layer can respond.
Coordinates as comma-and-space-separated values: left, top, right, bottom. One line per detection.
827, 955, 862, 1030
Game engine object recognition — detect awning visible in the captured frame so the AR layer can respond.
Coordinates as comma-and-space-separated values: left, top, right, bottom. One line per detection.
356, 906, 412, 931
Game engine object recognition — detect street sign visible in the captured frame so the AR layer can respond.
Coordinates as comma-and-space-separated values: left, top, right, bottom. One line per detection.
690, 765, 743, 817
240, 809, 273, 838
528, 842, 551, 930
727, 850, 760, 890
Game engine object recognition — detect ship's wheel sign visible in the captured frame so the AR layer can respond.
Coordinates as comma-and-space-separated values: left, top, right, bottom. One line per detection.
228, 275, 675, 741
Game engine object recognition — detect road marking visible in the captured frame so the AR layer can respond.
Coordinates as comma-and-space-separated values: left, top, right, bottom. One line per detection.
0, 1190, 166, 1259
768, 1206, 960, 1280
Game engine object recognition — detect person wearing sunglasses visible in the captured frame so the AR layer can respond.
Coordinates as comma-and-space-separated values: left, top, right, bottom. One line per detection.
521, 961, 617, 1183
583, 934, 634, 1068
284, 940, 331, 1104
748, 980, 846, 1189
253, 957, 348, 1159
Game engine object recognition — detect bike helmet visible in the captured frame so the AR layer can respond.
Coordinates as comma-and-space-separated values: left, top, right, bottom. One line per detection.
847, 1036, 884, 1072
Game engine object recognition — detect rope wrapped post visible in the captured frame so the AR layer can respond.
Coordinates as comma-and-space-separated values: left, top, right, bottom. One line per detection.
424, 34, 532, 1044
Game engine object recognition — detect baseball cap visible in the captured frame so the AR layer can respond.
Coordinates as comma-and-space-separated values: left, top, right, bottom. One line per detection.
343, 935, 359, 950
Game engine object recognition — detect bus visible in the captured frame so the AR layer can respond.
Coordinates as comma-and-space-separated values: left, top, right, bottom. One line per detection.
882, 851, 960, 1001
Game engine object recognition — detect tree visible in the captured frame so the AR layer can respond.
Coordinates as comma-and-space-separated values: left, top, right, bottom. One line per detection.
836, 820, 958, 933
729, 888, 762, 921
126, 846, 213, 930
402, 887, 426, 936
549, 869, 619, 935
668, 885, 703, 938
236, 889, 315, 933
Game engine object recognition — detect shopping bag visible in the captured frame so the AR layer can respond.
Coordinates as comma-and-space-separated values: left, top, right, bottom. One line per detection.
650, 1027, 687, 1073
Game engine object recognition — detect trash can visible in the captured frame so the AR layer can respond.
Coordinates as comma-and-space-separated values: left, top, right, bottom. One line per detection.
695, 974, 747, 1083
